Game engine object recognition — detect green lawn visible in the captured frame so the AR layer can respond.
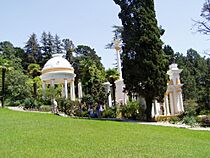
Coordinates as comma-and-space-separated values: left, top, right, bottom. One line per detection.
0, 109, 210, 158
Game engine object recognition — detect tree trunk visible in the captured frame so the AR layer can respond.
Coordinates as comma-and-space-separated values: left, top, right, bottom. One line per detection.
145, 97, 153, 121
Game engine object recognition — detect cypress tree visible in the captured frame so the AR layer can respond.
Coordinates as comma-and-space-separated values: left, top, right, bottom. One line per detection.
114, 0, 168, 120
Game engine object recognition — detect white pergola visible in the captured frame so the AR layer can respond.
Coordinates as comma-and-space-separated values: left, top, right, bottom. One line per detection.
40, 54, 76, 101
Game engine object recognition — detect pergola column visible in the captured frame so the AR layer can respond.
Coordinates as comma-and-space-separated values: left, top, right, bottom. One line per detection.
51, 79, 55, 88
165, 95, 170, 115
70, 80, 75, 101
78, 81, 83, 102
64, 79, 68, 99
169, 92, 174, 115
42, 81, 46, 99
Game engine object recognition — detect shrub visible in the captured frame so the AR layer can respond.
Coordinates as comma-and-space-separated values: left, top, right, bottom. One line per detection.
22, 98, 42, 110
5, 100, 22, 107
183, 115, 197, 127
102, 107, 116, 118
184, 99, 198, 116
121, 101, 144, 120
57, 97, 80, 116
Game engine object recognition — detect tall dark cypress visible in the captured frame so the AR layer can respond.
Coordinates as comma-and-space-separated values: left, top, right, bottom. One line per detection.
114, 0, 168, 120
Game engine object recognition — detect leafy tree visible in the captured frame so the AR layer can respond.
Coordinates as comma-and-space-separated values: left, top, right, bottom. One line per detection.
6, 70, 32, 101
73, 45, 106, 103
62, 39, 75, 62
28, 64, 41, 98
24, 33, 41, 66
105, 68, 119, 106
114, 0, 168, 120
0, 41, 16, 59
174, 49, 209, 112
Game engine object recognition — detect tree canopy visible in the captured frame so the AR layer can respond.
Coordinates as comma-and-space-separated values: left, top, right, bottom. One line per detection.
114, 0, 168, 120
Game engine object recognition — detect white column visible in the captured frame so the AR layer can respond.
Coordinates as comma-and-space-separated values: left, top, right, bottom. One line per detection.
78, 81, 83, 102
173, 90, 178, 113
165, 95, 170, 115
42, 81, 46, 99
107, 85, 112, 107
51, 79, 55, 88
163, 101, 166, 116
64, 79, 68, 99
152, 103, 155, 117
70, 80, 75, 101
155, 100, 160, 116
169, 92, 174, 115
179, 92, 184, 112
116, 50, 122, 80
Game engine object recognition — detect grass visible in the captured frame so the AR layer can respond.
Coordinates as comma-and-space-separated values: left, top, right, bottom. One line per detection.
0, 109, 210, 158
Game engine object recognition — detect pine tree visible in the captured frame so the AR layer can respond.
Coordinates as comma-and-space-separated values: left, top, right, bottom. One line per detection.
114, 0, 168, 120
24, 33, 41, 66
54, 34, 63, 54
40, 32, 54, 66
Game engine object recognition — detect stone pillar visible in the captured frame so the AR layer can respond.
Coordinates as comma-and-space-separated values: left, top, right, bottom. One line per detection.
155, 100, 160, 116
78, 81, 83, 102
42, 81, 46, 99
152, 103, 155, 117
104, 82, 112, 107
173, 89, 178, 113
179, 91, 184, 112
51, 79, 55, 88
165, 95, 170, 115
169, 92, 174, 115
64, 79, 68, 99
70, 80, 75, 101
116, 50, 122, 80
163, 101, 166, 116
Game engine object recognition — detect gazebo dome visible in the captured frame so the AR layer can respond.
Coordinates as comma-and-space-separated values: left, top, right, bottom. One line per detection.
43, 54, 72, 70
40, 54, 75, 84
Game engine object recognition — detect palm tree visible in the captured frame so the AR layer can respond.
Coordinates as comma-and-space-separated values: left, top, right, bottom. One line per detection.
28, 64, 41, 98
105, 68, 120, 106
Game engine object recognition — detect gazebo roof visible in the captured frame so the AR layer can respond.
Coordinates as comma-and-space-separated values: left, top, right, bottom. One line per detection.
42, 54, 72, 70
40, 54, 75, 84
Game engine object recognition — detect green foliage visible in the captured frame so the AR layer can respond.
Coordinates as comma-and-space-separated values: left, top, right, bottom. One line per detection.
183, 115, 197, 127
73, 45, 106, 103
173, 49, 209, 111
102, 107, 117, 118
121, 101, 144, 120
57, 97, 80, 116
184, 99, 199, 116
22, 98, 42, 109
24, 33, 41, 66
6, 70, 32, 101
114, 0, 168, 120
105, 68, 119, 106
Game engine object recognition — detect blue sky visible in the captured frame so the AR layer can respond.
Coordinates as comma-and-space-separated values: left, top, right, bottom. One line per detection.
0, 0, 208, 69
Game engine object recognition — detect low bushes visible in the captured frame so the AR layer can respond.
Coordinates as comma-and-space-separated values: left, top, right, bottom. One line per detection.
121, 101, 145, 120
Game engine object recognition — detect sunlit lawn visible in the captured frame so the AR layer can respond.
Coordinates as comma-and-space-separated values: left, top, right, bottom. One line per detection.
0, 109, 210, 158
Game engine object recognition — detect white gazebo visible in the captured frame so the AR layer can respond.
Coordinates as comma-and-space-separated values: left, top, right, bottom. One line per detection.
40, 54, 76, 101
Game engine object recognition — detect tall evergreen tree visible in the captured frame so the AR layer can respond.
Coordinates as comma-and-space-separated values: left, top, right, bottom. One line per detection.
40, 32, 54, 66
54, 34, 63, 54
24, 33, 41, 66
114, 0, 168, 120
62, 39, 75, 62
